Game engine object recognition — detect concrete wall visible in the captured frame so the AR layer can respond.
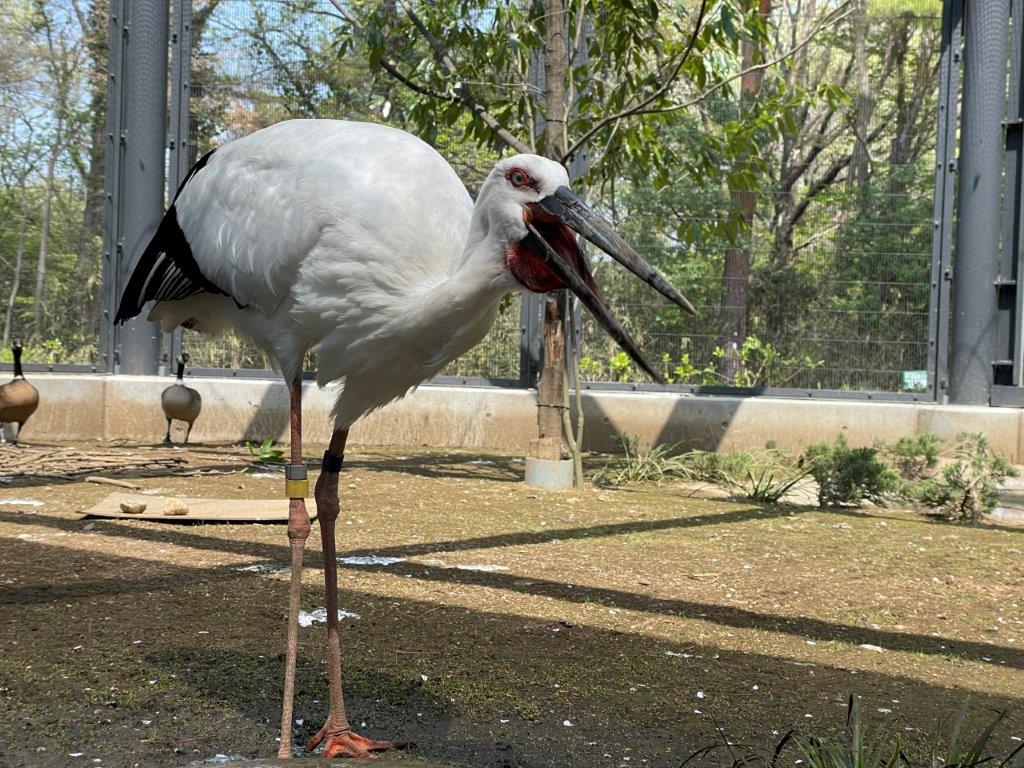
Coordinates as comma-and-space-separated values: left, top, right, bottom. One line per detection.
18, 374, 1024, 460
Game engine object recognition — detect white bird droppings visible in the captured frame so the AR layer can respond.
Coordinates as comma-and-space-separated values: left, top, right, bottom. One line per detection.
235, 563, 288, 575
298, 608, 360, 627
338, 555, 405, 566
455, 564, 508, 572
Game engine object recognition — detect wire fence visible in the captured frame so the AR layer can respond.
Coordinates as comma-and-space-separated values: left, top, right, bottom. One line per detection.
0, 1, 107, 368
0, 0, 941, 394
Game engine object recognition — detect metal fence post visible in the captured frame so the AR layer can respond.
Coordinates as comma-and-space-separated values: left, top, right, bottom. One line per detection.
100, 1, 127, 373
519, 295, 541, 387
107, 0, 170, 375
161, 0, 192, 375
927, 0, 963, 404
992, 0, 1024, 403
949, 0, 1010, 405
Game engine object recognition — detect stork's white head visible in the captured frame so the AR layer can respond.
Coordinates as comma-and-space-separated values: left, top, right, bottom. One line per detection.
473, 154, 570, 247
469, 153, 698, 383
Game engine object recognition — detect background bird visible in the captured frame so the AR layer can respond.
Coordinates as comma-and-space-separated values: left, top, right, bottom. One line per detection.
0, 339, 39, 445
115, 118, 695, 759
161, 352, 201, 445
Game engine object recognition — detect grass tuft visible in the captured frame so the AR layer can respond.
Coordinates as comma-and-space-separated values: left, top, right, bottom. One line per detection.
681, 697, 1022, 768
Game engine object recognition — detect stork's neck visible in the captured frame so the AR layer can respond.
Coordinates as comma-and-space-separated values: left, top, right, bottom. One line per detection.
401, 206, 515, 370
421, 190, 516, 309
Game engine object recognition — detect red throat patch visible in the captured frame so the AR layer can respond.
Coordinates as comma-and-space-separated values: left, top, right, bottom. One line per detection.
506, 240, 565, 293
507, 216, 601, 296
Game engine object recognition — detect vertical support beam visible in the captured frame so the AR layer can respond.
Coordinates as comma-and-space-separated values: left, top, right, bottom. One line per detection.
161, 0, 192, 374
520, 49, 545, 390
100, 0, 128, 373
519, 295, 541, 387
1013, 1, 1024, 388
107, 0, 170, 375
927, 0, 963, 403
1000, 0, 1024, 386
949, 0, 1010, 404
167, 0, 191, 194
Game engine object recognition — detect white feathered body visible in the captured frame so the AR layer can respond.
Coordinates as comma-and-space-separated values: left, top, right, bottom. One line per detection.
149, 120, 511, 427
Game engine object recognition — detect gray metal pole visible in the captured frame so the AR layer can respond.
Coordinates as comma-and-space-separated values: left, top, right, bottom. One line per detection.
949, 0, 1010, 404
113, 0, 169, 375
162, 0, 192, 375
927, 0, 963, 404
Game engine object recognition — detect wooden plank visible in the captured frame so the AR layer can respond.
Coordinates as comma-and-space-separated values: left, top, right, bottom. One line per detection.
81, 492, 317, 522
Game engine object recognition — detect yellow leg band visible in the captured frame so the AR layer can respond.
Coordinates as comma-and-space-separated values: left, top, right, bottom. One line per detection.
285, 478, 309, 499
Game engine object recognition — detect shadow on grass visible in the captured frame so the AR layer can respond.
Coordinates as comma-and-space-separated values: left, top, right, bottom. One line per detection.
2, 537, 1021, 768
2, 508, 1023, 671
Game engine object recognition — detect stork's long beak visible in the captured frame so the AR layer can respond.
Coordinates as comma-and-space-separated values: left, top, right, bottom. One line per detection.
539, 187, 699, 317
524, 186, 697, 384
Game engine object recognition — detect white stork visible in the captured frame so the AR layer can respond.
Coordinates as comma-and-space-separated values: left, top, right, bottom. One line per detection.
115, 119, 695, 759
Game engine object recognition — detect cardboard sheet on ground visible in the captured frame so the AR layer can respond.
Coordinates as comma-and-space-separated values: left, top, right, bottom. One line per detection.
81, 492, 318, 522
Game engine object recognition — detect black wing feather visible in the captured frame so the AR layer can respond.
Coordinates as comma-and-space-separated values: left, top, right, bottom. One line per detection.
114, 149, 235, 325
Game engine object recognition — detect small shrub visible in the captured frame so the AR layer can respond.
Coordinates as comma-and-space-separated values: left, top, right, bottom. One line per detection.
883, 433, 945, 481
805, 434, 900, 507
907, 432, 1017, 523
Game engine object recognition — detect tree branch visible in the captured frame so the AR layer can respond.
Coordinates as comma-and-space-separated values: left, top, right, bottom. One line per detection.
378, 58, 457, 103
560, 0, 710, 164
636, 1, 852, 119
328, 0, 532, 154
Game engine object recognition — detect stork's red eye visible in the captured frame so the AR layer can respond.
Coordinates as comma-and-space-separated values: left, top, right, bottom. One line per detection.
508, 168, 531, 188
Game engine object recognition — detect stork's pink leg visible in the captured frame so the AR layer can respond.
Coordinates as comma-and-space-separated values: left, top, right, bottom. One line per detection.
306, 428, 406, 759
277, 377, 310, 759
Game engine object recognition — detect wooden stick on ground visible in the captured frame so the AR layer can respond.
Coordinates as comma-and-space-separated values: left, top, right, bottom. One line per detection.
85, 476, 143, 490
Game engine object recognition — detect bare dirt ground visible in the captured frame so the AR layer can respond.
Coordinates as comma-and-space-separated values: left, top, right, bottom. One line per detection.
0, 442, 1022, 768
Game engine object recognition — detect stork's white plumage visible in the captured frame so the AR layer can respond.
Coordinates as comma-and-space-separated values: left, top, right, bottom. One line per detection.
134, 120, 494, 425
115, 118, 695, 758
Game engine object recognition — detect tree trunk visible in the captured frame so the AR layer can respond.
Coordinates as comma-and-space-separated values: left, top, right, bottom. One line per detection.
76, 0, 108, 271
848, 2, 871, 191
533, 0, 569, 461
33, 151, 58, 339
720, 0, 770, 379
5, 180, 30, 345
